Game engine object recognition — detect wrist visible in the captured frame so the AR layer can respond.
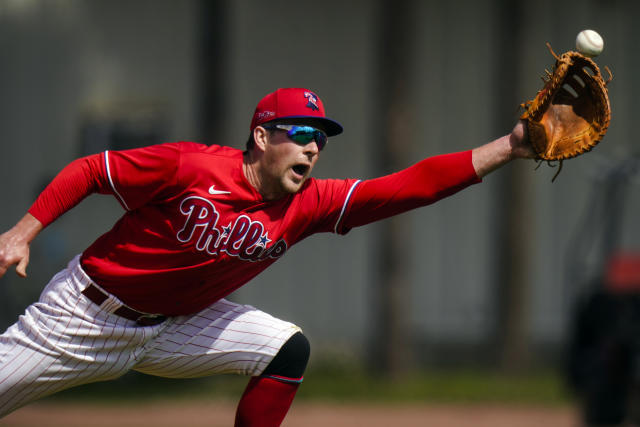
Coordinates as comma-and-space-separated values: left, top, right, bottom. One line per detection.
506, 133, 519, 161
508, 121, 535, 159
472, 135, 513, 178
14, 213, 43, 244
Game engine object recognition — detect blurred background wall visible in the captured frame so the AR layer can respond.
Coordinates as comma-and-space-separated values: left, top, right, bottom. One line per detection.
1, 0, 639, 376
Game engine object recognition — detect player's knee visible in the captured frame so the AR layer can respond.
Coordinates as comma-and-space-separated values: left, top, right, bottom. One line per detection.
261, 332, 310, 382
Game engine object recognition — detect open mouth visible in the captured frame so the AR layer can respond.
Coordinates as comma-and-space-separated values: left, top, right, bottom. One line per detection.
292, 164, 309, 177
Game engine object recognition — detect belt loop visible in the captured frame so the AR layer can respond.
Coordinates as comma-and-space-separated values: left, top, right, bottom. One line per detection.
100, 297, 123, 313
81, 283, 166, 326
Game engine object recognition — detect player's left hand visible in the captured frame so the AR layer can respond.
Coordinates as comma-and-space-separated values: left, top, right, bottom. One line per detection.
509, 120, 536, 159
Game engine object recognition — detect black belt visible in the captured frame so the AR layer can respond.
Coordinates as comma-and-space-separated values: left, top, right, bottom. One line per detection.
81, 284, 167, 326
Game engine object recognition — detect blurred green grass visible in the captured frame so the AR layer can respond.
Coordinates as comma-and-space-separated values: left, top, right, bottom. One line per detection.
47, 366, 572, 406
297, 369, 570, 405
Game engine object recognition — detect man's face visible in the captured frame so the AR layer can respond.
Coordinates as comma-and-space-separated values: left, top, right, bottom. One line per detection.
259, 125, 322, 198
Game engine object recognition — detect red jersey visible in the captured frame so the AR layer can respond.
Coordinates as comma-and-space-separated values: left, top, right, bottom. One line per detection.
29, 142, 480, 315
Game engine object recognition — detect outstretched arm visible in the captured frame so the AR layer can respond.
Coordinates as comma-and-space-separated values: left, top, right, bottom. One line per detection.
472, 121, 534, 178
338, 121, 534, 231
0, 213, 43, 278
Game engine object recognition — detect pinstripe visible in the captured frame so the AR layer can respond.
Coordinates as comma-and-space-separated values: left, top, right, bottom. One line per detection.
135, 332, 280, 374
0, 275, 70, 388
43, 303, 112, 393
34, 298, 118, 399
177, 357, 260, 378
0, 256, 300, 417
0, 334, 37, 414
0, 282, 83, 414
99, 316, 143, 379
87, 315, 126, 377
133, 301, 298, 378
186, 315, 288, 333
175, 327, 282, 344
1, 306, 75, 409
0, 262, 144, 416
5, 274, 98, 409
164, 335, 282, 352
140, 350, 270, 378
181, 322, 287, 340
193, 309, 295, 333
204, 357, 267, 374
142, 352, 230, 377
0, 338, 31, 388
66, 271, 151, 381
170, 322, 288, 349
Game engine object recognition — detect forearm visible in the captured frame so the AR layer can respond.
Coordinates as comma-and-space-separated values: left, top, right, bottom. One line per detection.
340, 122, 533, 230
471, 134, 514, 178
342, 150, 480, 229
472, 121, 534, 178
6, 213, 43, 245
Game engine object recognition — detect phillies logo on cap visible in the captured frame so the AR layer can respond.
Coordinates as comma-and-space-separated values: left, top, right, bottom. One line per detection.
250, 88, 343, 136
304, 92, 319, 111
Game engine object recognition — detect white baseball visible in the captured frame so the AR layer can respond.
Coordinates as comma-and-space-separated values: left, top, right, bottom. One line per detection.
576, 30, 604, 57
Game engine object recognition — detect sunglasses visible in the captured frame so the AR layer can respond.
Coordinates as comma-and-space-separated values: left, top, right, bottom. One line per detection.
265, 124, 328, 151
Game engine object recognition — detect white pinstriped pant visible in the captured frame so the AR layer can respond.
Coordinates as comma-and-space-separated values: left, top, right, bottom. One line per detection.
0, 256, 301, 417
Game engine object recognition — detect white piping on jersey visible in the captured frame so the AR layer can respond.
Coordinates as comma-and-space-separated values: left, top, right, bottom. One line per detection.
104, 150, 131, 211
334, 180, 362, 234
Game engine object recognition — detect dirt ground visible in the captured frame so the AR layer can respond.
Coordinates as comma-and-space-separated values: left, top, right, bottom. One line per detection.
1, 400, 579, 427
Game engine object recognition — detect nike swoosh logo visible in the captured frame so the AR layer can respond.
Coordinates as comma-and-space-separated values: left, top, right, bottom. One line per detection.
209, 185, 231, 195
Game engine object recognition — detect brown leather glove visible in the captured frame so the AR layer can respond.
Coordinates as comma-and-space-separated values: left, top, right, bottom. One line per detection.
521, 43, 612, 181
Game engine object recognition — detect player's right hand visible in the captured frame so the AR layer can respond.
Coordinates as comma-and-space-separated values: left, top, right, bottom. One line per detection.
0, 232, 30, 279
0, 214, 43, 279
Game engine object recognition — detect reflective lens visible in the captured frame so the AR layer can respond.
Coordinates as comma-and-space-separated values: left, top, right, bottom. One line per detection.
267, 125, 327, 150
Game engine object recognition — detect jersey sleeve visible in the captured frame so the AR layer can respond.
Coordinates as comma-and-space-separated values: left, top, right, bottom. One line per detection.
28, 154, 109, 227
102, 143, 182, 211
294, 178, 362, 237
339, 150, 481, 231
28, 143, 183, 228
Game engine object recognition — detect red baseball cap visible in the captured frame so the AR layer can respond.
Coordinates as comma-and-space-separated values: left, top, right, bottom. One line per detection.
250, 88, 343, 136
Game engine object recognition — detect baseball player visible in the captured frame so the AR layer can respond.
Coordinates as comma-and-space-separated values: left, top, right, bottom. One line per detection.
0, 87, 534, 426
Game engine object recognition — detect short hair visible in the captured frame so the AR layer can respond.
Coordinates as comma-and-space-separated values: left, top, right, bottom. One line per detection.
244, 123, 283, 152
245, 132, 255, 151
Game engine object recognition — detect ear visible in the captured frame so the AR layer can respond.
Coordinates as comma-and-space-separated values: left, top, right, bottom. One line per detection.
253, 126, 269, 153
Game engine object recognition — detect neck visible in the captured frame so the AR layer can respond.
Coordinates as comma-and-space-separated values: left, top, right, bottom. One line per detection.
243, 150, 283, 201
243, 149, 260, 189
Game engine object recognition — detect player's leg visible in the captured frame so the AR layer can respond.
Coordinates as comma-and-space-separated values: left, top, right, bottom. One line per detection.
0, 256, 162, 417
133, 299, 309, 426
133, 298, 303, 378
234, 331, 310, 427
